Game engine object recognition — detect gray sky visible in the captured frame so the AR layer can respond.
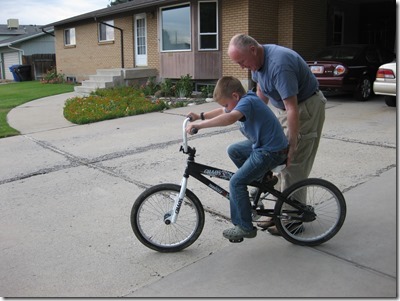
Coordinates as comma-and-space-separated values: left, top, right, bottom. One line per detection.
2, 0, 110, 26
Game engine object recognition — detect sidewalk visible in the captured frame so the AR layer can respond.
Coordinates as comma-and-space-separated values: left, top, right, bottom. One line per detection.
4, 93, 397, 298
128, 166, 397, 297
7, 92, 78, 134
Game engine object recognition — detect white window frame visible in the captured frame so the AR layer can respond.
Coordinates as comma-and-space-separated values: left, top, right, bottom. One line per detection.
160, 3, 192, 52
198, 1, 218, 51
64, 28, 76, 46
98, 20, 115, 42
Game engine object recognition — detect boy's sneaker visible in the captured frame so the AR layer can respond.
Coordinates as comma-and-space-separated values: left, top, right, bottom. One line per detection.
223, 225, 257, 240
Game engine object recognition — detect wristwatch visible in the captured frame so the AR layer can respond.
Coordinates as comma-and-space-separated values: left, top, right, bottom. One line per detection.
200, 112, 205, 120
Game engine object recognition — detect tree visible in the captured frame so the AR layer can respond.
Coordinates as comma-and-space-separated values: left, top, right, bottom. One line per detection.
108, 0, 132, 7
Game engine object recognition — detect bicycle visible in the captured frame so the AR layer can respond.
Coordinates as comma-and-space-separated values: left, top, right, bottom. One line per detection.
131, 118, 346, 252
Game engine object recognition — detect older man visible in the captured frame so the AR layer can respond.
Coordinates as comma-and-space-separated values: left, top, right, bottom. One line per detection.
228, 34, 327, 234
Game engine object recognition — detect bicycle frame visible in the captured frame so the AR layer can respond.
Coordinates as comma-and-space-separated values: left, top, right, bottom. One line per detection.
168, 118, 307, 224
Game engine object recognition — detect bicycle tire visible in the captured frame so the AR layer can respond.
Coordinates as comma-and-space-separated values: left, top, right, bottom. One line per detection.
274, 178, 346, 246
131, 183, 205, 252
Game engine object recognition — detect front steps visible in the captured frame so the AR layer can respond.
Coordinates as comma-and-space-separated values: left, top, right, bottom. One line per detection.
74, 68, 157, 96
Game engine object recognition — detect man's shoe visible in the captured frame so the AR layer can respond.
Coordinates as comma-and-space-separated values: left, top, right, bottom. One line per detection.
267, 222, 304, 236
223, 225, 257, 240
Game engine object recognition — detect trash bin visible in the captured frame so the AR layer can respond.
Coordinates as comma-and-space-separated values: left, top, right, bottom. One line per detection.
9, 65, 21, 82
15, 65, 32, 81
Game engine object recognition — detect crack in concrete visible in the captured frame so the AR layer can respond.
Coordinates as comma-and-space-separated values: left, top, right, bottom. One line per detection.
1, 127, 395, 190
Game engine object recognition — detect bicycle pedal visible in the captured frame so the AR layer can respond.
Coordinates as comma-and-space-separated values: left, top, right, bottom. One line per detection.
229, 238, 244, 243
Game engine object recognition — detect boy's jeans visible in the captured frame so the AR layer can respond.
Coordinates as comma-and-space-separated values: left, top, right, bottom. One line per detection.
227, 140, 287, 231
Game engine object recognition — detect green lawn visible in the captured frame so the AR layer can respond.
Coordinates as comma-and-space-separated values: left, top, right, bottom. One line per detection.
0, 81, 75, 138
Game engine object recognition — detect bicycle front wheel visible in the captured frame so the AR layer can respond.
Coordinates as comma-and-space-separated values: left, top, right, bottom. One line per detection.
275, 178, 346, 246
131, 183, 205, 252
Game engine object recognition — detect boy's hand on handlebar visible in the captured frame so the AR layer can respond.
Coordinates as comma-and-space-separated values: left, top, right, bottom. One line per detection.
186, 124, 199, 135
186, 112, 200, 121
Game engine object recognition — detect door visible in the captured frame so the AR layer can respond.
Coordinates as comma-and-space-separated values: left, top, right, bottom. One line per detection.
4, 52, 20, 80
134, 13, 147, 66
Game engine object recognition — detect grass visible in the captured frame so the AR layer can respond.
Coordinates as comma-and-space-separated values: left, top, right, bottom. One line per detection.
0, 81, 190, 138
0, 81, 75, 138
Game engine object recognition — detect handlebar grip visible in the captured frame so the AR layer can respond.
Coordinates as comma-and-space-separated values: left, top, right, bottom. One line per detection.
190, 128, 198, 134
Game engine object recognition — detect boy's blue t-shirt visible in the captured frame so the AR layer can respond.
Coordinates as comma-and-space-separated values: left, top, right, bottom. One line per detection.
233, 91, 288, 152
252, 44, 318, 110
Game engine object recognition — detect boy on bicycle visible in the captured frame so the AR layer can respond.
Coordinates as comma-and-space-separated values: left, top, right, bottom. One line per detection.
186, 76, 288, 241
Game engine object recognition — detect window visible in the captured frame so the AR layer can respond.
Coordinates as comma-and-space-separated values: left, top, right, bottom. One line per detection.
64, 28, 76, 46
333, 11, 344, 45
99, 20, 115, 42
199, 1, 218, 50
161, 4, 191, 51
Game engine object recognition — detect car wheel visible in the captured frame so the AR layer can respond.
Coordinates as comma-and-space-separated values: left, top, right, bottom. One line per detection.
354, 76, 372, 101
384, 96, 396, 107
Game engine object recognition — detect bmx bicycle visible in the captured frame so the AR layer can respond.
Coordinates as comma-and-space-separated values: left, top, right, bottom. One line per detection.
131, 118, 346, 252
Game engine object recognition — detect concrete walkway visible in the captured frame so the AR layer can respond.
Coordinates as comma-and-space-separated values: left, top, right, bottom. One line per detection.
2, 93, 397, 297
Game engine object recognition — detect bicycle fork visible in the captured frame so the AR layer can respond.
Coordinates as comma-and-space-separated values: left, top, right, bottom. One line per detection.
165, 176, 188, 224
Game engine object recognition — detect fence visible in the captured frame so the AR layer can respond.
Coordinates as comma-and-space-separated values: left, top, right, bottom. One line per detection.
23, 54, 56, 80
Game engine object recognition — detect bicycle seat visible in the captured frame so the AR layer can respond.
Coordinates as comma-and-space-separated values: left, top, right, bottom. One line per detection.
271, 164, 286, 174
260, 171, 278, 187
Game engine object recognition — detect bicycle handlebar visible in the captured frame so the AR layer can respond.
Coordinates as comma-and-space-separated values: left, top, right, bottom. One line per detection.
182, 117, 199, 153
182, 118, 190, 153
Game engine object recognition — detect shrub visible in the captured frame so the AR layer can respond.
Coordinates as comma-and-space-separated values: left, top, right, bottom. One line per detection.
64, 86, 167, 124
160, 78, 174, 97
175, 74, 193, 98
140, 76, 160, 96
41, 69, 65, 84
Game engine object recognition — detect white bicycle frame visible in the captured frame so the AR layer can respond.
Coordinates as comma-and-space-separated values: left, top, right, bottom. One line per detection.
166, 118, 191, 224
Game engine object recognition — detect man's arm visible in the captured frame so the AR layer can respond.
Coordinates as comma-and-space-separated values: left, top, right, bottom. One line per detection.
282, 95, 299, 167
257, 84, 269, 105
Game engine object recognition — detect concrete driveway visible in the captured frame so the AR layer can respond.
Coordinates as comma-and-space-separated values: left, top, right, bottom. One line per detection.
0, 92, 396, 297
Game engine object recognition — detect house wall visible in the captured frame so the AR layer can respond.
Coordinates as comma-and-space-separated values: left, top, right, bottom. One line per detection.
55, 15, 135, 82
11, 34, 55, 56
146, 12, 160, 72
54, 0, 327, 85
220, 0, 250, 87
221, 0, 326, 90
292, 0, 327, 59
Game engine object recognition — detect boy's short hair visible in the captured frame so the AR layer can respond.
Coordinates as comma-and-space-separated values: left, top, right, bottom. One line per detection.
213, 76, 246, 102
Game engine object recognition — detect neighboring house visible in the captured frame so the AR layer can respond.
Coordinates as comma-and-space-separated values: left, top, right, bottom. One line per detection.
0, 19, 55, 80
0, 19, 40, 41
42, 0, 395, 93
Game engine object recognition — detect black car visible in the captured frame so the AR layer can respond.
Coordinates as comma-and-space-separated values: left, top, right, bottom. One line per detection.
307, 45, 395, 101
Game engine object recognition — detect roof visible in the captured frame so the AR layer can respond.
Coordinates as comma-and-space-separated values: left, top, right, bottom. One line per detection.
42, 0, 178, 28
0, 27, 54, 47
0, 24, 43, 36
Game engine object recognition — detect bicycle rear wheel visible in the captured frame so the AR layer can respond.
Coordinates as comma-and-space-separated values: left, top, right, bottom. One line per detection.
131, 183, 205, 252
275, 178, 346, 246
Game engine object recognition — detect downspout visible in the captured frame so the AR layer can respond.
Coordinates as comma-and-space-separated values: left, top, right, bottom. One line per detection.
41, 28, 55, 37
95, 17, 124, 68
8, 45, 24, 64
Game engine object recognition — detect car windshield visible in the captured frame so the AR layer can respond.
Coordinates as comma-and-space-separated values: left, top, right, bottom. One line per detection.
317, 46, 361, 60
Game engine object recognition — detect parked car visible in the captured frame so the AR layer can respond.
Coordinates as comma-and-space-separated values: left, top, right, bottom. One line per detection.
307, 45, 395, 101
373, 62, 396, 107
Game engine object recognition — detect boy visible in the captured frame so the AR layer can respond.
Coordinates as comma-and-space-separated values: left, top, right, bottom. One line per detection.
186, 76, 288, 241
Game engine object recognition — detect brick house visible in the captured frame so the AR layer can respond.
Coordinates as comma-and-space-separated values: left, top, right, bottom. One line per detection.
43, 0, 395, 93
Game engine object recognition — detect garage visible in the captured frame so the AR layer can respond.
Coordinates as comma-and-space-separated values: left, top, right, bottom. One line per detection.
2, 51, 21, 80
